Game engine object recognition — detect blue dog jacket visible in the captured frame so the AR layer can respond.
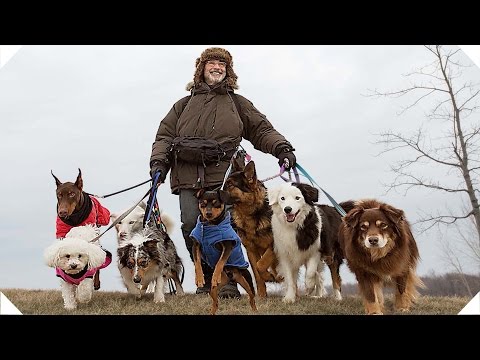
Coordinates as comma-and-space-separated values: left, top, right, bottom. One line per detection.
190, 212, 249, 269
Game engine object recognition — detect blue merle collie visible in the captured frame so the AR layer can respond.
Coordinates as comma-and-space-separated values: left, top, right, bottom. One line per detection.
117, 224, 184, 303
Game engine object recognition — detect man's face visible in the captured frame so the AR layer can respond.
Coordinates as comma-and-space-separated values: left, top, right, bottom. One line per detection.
204, 60, 226, 86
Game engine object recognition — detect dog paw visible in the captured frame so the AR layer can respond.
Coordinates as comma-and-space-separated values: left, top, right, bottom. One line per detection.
259, 270, 276, 282
282, 295, 296, 304
316, 287, 328, 298
154, 297, 165, 303
211, 273, 222, 287
64, 304, 77, 311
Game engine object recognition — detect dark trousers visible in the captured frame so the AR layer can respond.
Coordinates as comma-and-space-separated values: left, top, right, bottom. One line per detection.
179, 188, 234, 283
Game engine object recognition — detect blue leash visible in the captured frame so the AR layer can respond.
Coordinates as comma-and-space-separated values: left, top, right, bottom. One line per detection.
294, 163, 347, 217
143, 172, 160, 228
143, 173, 182, 292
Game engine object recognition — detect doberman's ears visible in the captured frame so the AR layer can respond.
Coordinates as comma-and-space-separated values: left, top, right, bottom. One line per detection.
75, 168, 83, 191
51, 170, 62, 187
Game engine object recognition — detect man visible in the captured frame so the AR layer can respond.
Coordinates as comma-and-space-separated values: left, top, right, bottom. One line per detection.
150, 47, 296, 298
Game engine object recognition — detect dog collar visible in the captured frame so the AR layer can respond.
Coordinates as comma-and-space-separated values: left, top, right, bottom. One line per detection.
59, 192, 93, 226
60, 264, 89, 279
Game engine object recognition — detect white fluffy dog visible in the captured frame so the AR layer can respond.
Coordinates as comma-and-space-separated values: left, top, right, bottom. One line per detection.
268, 182, 326, 303
44, 224, 112, 310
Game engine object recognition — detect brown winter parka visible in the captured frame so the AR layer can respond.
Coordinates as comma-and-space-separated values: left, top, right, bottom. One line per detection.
150, 80, 293, 194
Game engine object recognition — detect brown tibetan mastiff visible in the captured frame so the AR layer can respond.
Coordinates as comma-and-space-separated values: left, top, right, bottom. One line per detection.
339, 199, 424, 315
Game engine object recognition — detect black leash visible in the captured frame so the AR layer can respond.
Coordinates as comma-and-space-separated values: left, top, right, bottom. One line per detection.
143, 174, 178, 294
89, 188, 152, 243
86, 179, 151, 199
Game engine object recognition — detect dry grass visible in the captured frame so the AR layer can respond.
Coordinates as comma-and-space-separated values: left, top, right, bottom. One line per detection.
0, 288, 470, 315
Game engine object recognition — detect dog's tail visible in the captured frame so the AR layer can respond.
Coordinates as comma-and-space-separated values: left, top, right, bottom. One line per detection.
160, 211, 175, 235
401, 268, 426, 306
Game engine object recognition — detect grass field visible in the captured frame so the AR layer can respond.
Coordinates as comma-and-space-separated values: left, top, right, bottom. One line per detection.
0, 288, 470, 315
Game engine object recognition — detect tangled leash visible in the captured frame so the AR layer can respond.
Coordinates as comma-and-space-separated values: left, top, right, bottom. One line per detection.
143, 173, 183, 294
294, 163, 347, 217
89, 188, 152, 243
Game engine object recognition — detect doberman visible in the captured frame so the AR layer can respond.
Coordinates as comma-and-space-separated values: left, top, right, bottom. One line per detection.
190, 188, 257, 315
51, 168, 111, 290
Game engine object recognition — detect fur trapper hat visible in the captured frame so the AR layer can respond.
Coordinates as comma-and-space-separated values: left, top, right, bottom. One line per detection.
189, 47, 238, 90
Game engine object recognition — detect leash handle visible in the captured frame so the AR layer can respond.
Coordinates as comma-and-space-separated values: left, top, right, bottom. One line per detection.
143, 172, 161, 227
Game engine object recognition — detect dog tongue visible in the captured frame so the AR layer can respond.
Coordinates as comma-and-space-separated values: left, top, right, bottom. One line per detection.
286, 213, 296, 222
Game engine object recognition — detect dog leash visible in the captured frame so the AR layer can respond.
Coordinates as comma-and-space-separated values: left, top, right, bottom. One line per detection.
89, 187, 152, 243
142, 174, 180, 295
143, 172, 162, 228
294, 163, 347, 217
263, 161, 347, 217
86, 178, 152, 199
220, 145, 250, 190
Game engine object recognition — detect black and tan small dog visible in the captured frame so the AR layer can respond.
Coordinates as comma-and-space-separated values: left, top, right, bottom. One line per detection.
190, 188, 257, 315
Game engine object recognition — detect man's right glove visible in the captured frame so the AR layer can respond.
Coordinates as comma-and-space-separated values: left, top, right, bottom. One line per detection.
149, 160, 168, 183
275, 145, 296, 170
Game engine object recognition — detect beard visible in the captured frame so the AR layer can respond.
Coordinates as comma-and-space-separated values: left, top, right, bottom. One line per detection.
204, 70, 226, 86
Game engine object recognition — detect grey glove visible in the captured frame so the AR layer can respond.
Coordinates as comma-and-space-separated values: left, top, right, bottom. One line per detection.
275, 145, 296, 170
150, 161, 168, 182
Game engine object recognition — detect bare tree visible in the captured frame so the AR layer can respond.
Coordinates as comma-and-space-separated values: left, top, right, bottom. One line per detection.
369, 45, 480, 249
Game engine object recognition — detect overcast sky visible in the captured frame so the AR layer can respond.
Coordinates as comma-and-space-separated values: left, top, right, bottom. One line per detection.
0, 45, 478, 297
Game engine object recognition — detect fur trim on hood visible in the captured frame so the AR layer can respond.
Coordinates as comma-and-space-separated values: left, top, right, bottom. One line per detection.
187, 47, 238, 91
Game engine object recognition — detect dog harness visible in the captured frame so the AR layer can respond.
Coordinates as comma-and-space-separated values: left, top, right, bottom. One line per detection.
56, 250, 112, 285
190, 212, 249, 269
56, 195, 110, 238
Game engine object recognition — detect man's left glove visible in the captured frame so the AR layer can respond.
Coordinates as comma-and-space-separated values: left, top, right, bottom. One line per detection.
149, 160, 168, 183
275, 145, 296, 170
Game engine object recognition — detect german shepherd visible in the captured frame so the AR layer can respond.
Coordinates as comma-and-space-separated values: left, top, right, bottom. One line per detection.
224, 160, 282, 297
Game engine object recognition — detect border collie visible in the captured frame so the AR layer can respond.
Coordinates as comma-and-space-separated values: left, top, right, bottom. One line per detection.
269, 182, 345, 303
